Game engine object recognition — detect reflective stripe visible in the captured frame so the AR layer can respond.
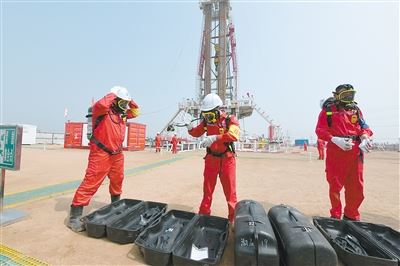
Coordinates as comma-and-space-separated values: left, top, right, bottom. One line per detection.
228, 124, 240, 139
130, 108, 140, 116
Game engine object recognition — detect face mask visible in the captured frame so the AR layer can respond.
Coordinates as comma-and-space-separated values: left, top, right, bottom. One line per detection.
117, 99, 129, 112
335, 89, 356, 104
201, 110, 219, 124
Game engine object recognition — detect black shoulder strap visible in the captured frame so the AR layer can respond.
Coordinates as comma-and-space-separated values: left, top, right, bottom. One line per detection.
325, 104, 333, 127
225, 115, 231, 130
225, 115, 235, 153
94, 115, 105, 130
90, 114, 106, 141
322, 97, 335, 127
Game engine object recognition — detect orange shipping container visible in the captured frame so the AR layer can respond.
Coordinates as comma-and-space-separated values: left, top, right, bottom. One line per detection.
64, 122, 146, 151
127, 122, 146, 151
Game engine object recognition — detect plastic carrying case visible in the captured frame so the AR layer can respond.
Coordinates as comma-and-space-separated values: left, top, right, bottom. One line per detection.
268, 204, 337, 266
106, 201, 167, 244
172, 214, 229, 266
313, 217, 400, 266
135, 210, 197, 266
82, 199, 143, 238
234, 200, 279, 266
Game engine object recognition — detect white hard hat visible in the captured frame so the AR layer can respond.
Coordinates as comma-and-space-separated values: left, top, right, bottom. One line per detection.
110, 86, 131, 101
200, 93, 223, 112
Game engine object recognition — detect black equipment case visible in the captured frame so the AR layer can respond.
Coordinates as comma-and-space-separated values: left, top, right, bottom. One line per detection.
268, 205, 337, 266
82, 199, 143, 238
313, 217, 400, 266
172, 214, 229, 266
106, 201, 167, 244
234, 200, 279, 266
135, 210, 197, 266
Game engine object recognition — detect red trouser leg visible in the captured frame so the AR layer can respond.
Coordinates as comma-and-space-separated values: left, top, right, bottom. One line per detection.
318, 148, 323, 159
220, 156, 237, 223
108, 152, 124, 197
199, 155, 220, 216
325, 149, 345, 218
343, 152, 364, 220
72, 145, 111, 206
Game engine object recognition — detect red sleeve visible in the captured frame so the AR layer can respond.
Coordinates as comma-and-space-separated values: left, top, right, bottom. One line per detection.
358, 109, 373, 137
315, 110, 333, 142
217, 115, 240, 142
188, 122, 206, 138
92, 93, 117, 116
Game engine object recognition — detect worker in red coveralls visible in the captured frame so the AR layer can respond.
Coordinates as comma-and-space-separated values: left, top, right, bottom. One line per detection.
316, 84, 373, 221
317, 139, 326, 160
67, 86, 139, 232
171, 133, 178, 154
303, 142, 308, 151
187, 93, 240, 224
155, 132, 162, 153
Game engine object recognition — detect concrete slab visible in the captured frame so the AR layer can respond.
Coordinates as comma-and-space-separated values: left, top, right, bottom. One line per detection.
1, 146, 399, 265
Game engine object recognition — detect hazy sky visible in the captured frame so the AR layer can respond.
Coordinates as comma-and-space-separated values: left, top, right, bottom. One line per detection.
1, 0, 398, 143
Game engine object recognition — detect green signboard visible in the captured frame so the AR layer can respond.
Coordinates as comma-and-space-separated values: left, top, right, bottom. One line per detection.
0, 125, 22, 170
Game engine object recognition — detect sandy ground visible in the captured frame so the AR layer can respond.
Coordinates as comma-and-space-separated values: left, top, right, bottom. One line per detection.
1, 145, 399, 265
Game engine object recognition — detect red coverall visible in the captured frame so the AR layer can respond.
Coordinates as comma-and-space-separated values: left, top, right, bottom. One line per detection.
317, 139, 326, 160
303, 142, 308, 151
189, 112, 240, 223
72, 93, 139, 206
315, 105, 372, 220
171, 135, 178, 154
155, 135, 162, 152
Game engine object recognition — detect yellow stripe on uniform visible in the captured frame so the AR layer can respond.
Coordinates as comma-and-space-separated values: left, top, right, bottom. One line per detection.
228, 124, 240, 139
130, 108, 140, 116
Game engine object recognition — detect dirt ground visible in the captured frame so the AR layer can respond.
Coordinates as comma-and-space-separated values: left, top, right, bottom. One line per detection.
1, 145, 399, 265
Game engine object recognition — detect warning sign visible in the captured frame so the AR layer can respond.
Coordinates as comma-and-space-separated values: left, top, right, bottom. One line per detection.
0, 125, 22, 170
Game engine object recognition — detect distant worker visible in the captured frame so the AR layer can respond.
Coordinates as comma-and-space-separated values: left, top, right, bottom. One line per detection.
155, 132, 162, 153
187, 93, 240, 224
171, 133, 178, 154
317, 138, 326, 160
67, 86, 139, 232
316, 84, 373, 221
303, 141, 308, 152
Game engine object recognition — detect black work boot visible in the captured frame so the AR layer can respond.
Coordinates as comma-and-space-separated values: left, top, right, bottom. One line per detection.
67, 205, 85, 232
111, 194, 121, 203
343, 215, 358, 221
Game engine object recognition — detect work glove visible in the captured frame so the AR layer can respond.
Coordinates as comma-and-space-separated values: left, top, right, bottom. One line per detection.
200, 135, 218, 148
186, 123, 193, 131
331, 137, 354, 151
359, 138, 373, 153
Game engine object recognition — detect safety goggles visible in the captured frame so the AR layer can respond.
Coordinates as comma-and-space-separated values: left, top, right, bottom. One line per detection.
336, 89, 356, 103
117, 99, 130, 111
201, 110, 218, 124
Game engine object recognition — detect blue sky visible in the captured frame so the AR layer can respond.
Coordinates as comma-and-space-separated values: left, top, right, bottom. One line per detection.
1, 0, 398, 143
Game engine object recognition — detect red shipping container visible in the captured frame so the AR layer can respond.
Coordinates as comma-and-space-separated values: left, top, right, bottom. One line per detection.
64, 122, 146, 151
64, 122, 83, 148
127, 122, 146, 151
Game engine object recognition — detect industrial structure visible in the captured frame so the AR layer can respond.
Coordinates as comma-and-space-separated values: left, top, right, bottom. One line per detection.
162, 0, 284, 145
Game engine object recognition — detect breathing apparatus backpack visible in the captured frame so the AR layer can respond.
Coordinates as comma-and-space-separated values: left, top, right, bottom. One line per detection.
86, 107, 93, 140
86, 106, 106, 140
321, 97, 368, 129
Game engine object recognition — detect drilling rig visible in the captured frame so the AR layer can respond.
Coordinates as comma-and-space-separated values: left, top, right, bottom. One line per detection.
162, 0, 284, 145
